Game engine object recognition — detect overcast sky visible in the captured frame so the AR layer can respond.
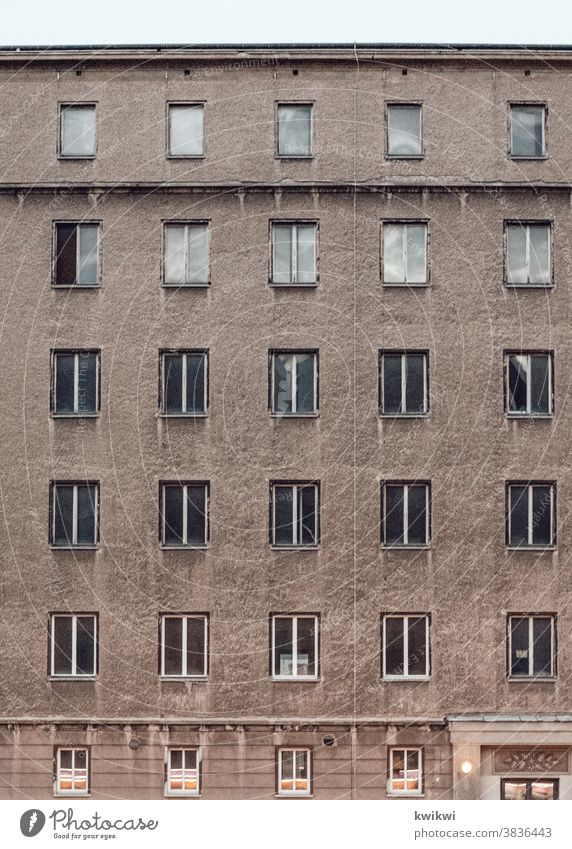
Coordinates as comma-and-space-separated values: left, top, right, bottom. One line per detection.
2, 0, 572, 47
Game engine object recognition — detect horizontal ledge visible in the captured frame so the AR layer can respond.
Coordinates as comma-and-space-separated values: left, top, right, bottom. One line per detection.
0, 715, 447, 726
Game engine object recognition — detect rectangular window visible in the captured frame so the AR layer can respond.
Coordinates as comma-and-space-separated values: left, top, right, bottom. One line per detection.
383, 222, 428, 285
271, 615, 319, 680
506, 352, 553, 417
388, 748, 423, 796
160, 615, 208, 678
50, 614, 97, 677
277, 749, 311, 796
387, 104, 423, 157
161, 350, 208, 415
59, 104, 96, 158
382, 482, 430, 547
164, 222, 210, 286
501, 778, 558, 800
55, 748, 89, 795
382, 614, 430, 679
161, 482, 209, 547
168, 103, 204, 157
52, 350, 99, 416
271, 222, 317, 285
506, 222, 551, 286
510, 104, 546, 158
380, 351, 428, 415
51, 482, 98, 548
277, 103, 313, 157
270, 351, 318, 415
508, 615, 555, 679
507, 482, 555, 548
166, 748, 200, 796
271, 482, 319, 547
54, 223, 100, 287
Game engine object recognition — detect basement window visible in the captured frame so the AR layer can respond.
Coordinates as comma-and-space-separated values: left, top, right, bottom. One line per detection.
160, 614, 208, 678
388, 748, 423, 796
54, 223, 100, 287
270, 482, 319, 547
501, 778, 558, 799
277, 749, 311, 796
507, 482, 555, 548
163, 222, 210, 286
50, 482, 99, 547
50, 614, 97, 677
166, 749, 200, 796
270, 350, 318, 415
161, 482, 209, 548
508, 615, 555, 679
59, 104, 96, 158
55, 748, 89, 795
271, 614, 319, 680
52, 350, 100, 416
161, 350, 208, 415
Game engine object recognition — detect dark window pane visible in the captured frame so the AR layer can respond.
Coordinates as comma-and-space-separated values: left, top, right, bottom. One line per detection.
55, 354, 75, 413
77, 353, 97, 414
508, 356, 528, 413
53, 485, 73, 545
274, 618, 293, 676
53, 616, 73, 675
273, 354, 292, 413
187, 485, 206, 545
186, 354, 206, 414
281, 750, 294, 780
408, 617, 428, 676
164, 486, 184, 545
503, 780, 528, 800
296, 618, 316, 676
164, 355, 183, 414
406, 355, 426, 413
299, 486, 317, 545
55, 225, 77, 286
170, 749, 182, 770
296, 354, 315, 413
164, 617, 183, 675
60, 749, 73, 770
532, 486, 552, 546
186, 617, 206, 676
510, 617, 530, 676
530, 355, 550, 415
408, 486, 428, 545
385, 617, 404, 675
76, 616, 95, 675
509, 486, 528, 546
77, 485, 96, 545
383, 355, 402, 414
385, 486, 405, 545
274, 486, 294, 545
533, 617, 553, 677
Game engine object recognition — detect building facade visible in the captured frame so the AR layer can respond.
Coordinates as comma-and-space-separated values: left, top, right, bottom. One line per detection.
0, 42, 571, 800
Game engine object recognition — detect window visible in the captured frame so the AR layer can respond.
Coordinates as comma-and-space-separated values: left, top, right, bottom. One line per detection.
160, 615, 208, 678
270, 351, 318, 415
388, 748, 423, 796
382, 222, 428, 285
161, 482, 209, 547
501, 778, 558, 800
382, 482, 430, 547
387, 104, 423, 157
166, 749, 200, 796
508, 615, 555, 679
277, 749, 311, 796
271, 222, 317, 285
380, 351, 428, 415
59, 104, 96, 158
54, 223, 100, 287
271, 615, 319, 680
270, 482, 319, 547
164, 222, 210, 286
168, 103, 204, 157
161, 350, 208, 415
506, 352, 553, 417
510, 104, 546, 158
50, 482, 99, 548
505, 222, 551, 286
50, 614, 97, 677
55, 748, 89, 795
507, 482, 555, 548
52, 350, 99, 416
277, 103, 313, 157
382, 614, 430, 679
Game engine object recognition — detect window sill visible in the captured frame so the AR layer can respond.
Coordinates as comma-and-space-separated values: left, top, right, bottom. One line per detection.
509, 155, 549, 161
379, 413, 429, 419
506, 414, 553, 420
383, 675, 431, 682
52, 284, 101, 290
50, 545, 98, 551
165, 792, 201, 798
382, 544, 430, 551
275, 793, 314, 798
504, 283, 553, 289
162, 283, 211, 289
506, 545, 555, 552
54, 792, 91, 797
507, 676, 556, 683
269, 281, 318, 288
52, 413, 100, 419
387, 792, 424, 798
160, 676, 208, 682
385, 154, 425, 160
160, 544, 209, 551
270, 412, 320, 419
275, 154, 314, 160
57, 155, 96, 161
272, 676, 320, 683
166, 154, 205, 160
49, 676, 97, 682
382, 282, 430, 288
160, 413, 209, 419
271, 545, 320, 551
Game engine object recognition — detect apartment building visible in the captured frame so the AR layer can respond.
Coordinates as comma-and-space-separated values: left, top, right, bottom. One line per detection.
0, 42, 571, 800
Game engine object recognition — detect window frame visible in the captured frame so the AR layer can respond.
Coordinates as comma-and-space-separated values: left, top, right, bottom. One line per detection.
500, 777, 559, 800
506, 481, 556, 549
269, 219, 319, 287
58, 102, 97, 160
508, 102, 548, 160
51, 349, 101, 417
162, 220, 211, 288
54, 746, 90, 796
275, 101, 314, 159
165, 747, 201, 797
269, 349, 319, 417
166, 101, 206, 159
381, 219, 429, 287
159, 349, 209, 417
381, 481, 431, 548
387, 747, 424, 797
270, 613, 320, 681
52, 220, 102, 289
507, 613, 557, 681
49, 613, 98, 679
270, 480, 320, 548
381, 613, 431, 681
504, 220, 553, 288
160, 480, 210, 549
50, 480, 99, 549
276, 747, 312, 797
379, 349, 429, 417
159, 613, 209, 679
385, 102, 424, 160
504, 350, 553, 418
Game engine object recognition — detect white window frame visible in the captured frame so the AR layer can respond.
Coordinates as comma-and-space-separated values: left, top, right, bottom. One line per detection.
388, 747, 423, 796
506, 352, 553, 417
510, 103, 547, 158
507, 483, 555, 548
270, 351, 318, 416
161, 482, 209, 548
53, 222, 101, 288
382, 222, 428, 285
271, 483, 319, 548
505, 222, 552, 287
508, 615, 555, 679
277, 748, 312, 796
53, 350, 100, 416
380, 351, 428, 416
382, 614, 430, 680
271, 615, 319, 681
276, 103, 314, 158
160, 614, 208, 678
167, 102, 205, 158
55, 747, 89, 796
51, 482, 99, 548
165, 748, 200, 797
50, 614, 97, 678
163, 222, 211, 287
161, 350, 208, 416
383, 483, 430, 548
271, 222, 318, 285
59, 103, 96, 159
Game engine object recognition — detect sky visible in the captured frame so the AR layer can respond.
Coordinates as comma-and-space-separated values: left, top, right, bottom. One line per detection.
2, 0, 572, 47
